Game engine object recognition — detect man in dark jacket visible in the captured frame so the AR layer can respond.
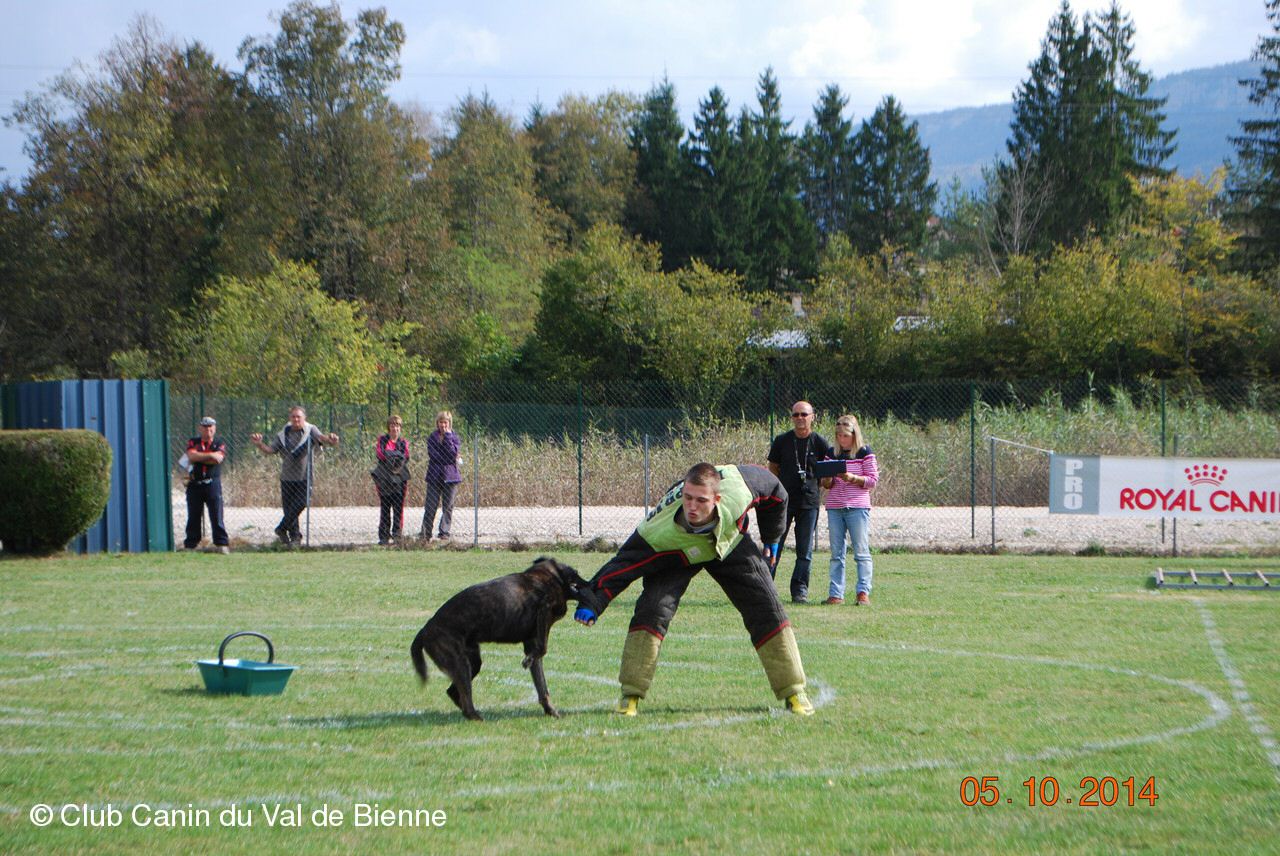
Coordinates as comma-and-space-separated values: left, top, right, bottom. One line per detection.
767, 400, 834, 603
574, 462, 814, 716
183, 416, 229, 553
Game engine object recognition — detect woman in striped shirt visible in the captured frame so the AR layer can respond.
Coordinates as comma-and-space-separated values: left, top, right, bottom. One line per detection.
820, 414, 879, 605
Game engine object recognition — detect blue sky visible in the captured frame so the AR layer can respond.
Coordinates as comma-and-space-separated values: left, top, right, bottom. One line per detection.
0, 0, 1271, 180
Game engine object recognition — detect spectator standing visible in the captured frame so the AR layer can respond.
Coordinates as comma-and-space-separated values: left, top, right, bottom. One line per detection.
182, 416, 230, 553
371, 415, 411, 545
821, 414, 879, 605
766, 400, 834, 603
421, 410, 462, 541
250, 406, 340, 545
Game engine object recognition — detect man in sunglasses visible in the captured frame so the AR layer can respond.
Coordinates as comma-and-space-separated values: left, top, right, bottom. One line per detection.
766, 401, 834, 603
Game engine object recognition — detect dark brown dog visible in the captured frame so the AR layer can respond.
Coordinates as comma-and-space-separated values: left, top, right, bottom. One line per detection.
410, 557, 598, 720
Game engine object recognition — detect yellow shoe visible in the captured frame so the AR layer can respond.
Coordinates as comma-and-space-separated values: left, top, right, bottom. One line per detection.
785, 691, 814, 716
615, 695, 639, 716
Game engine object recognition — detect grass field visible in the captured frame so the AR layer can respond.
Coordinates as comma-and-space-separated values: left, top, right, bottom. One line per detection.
1, 549, 1278, 854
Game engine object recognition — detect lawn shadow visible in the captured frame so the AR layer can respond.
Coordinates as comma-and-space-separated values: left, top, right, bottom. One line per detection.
159, 686, 222, 698
286, 707, 561, 730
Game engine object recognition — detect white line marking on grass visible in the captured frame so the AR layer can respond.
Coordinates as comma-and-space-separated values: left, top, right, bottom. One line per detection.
451, 639, 1231, 799
541, 678, 838, 737
0, 635, 1232, 799
1193, 598, 1280, 784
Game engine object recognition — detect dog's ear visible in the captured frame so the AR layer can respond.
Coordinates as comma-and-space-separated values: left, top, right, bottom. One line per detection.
553, 560, 581, 584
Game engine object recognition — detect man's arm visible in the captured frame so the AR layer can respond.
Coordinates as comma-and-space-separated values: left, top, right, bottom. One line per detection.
766, 435, 782, 477
186, 439, 226, 464
310, 425, 340, 447
736, 464, 789, 544
248, 433, 278, 455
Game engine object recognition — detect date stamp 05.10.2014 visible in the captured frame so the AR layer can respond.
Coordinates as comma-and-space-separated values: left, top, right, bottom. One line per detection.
959, 776, 1158, 808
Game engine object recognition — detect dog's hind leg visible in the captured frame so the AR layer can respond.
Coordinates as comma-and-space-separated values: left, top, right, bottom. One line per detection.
429, 638, 483, 721
447, 642, 483, 721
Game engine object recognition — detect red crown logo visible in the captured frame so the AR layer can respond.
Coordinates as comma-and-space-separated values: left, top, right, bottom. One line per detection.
1184, 464, 1227, 486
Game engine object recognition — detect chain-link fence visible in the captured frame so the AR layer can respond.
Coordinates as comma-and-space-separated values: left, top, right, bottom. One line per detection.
169, 374, 1280, 556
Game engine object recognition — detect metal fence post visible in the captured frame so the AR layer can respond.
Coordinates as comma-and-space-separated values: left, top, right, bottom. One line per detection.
643, 433, 651, 513
1161, 379, 1167, 545
990, 435, 997, 553
577, 383, 584, 537
472, 430, 479, 548
768, 376, 776, 442
1172, 433, 1179, 558
970, 380, 977, 539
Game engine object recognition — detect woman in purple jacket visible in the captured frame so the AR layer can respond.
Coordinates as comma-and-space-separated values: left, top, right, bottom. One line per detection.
421, 410, 462, 541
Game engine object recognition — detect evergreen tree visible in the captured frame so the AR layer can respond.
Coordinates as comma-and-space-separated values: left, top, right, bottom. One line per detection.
625, 77, 690, 269
683, 86, 743, 274
1005, 0, 1173, 252
800, 84, 857, 246
1093, 4, 1176, 208
684, 71, 815, 292
850, 95, 937, 253
1231, 0, 1280, 270
746, 68, 817, 290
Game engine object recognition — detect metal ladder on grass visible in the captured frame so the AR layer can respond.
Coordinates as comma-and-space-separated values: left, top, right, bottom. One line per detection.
1154, 568, 1277, 591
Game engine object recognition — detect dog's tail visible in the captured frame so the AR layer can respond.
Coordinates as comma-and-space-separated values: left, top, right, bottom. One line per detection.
410, 625, 431, 684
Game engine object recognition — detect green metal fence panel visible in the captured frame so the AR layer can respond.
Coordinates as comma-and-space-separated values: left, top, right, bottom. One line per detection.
141, 380, 174, 552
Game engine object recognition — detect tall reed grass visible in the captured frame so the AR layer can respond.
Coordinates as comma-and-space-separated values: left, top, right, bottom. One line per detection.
209, 389, 1280, 508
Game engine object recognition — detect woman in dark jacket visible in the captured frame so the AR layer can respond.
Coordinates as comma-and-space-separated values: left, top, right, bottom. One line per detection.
372, 415, 410, 544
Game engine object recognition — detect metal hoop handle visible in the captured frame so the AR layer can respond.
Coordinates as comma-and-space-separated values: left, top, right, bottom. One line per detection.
217, 631, 275, 665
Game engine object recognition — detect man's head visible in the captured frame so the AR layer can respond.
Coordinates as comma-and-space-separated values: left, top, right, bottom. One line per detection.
790, 401, 815, 437
682, 463, 722, 527
198, 416, 216, 441
289, 407, 307, 429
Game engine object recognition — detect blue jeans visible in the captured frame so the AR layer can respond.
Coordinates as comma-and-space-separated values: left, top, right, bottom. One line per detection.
778, 505, 820, 599
827, 507, 872, 599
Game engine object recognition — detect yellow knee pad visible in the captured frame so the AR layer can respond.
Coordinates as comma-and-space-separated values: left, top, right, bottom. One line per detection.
618, 629, 663, 699
756, 624, 807, 700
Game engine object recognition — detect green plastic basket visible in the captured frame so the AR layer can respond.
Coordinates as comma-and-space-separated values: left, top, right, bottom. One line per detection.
196, 631, 296, 696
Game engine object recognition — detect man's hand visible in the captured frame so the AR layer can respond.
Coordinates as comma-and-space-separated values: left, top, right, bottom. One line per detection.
574, 607, 597, 626
762, 542, 780, 567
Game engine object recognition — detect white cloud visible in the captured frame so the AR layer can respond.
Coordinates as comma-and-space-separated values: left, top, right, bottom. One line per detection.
402, 21, 502, 68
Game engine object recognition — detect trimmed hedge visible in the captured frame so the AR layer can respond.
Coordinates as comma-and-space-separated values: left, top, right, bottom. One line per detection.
0, 430, 112, 555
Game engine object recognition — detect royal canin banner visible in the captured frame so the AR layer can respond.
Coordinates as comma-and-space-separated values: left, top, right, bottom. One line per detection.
1049, 455, 1280, 519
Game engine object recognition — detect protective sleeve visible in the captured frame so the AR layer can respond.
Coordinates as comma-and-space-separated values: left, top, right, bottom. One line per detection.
736, 464, 788, 544
585, 531, 684, 615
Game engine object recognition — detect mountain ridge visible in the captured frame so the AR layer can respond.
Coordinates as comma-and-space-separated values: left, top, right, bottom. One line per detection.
913, 59, 1267, 191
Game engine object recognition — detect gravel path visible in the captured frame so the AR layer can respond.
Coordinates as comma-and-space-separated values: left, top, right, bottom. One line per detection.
183, 495, 1280, 555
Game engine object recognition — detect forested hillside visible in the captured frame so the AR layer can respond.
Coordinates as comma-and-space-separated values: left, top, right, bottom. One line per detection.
3, 0, 1279, 415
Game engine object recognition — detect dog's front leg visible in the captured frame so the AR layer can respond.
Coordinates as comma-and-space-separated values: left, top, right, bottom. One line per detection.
525, 655, 558, 717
